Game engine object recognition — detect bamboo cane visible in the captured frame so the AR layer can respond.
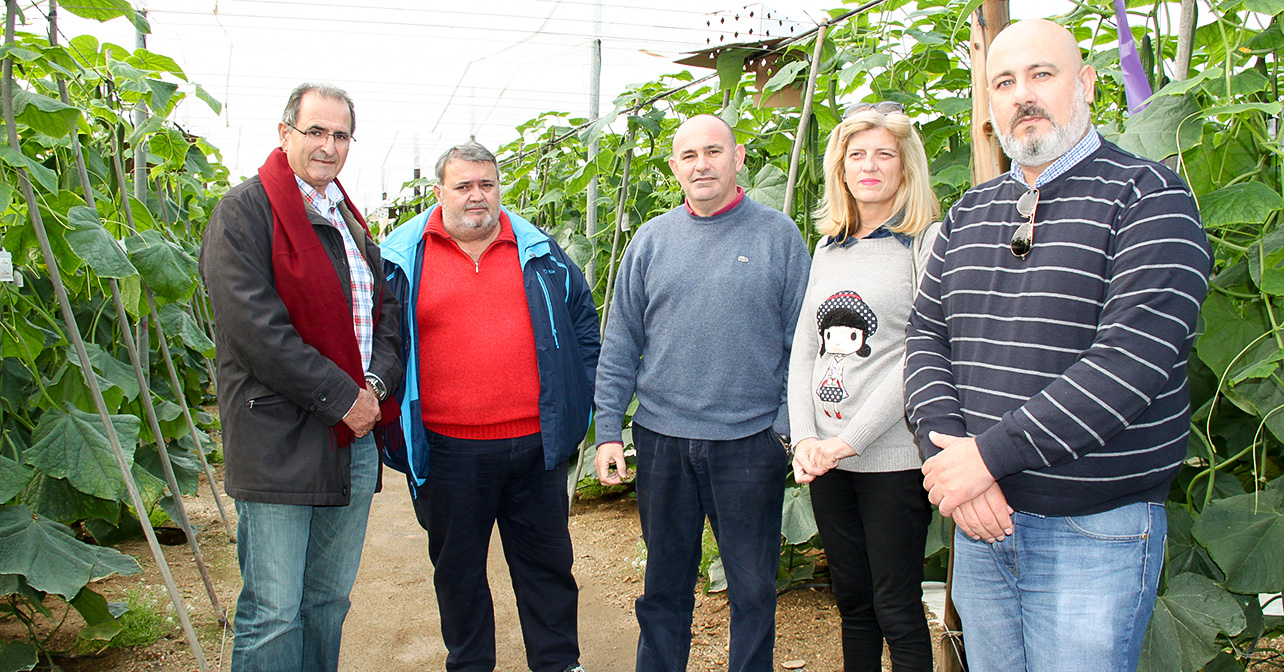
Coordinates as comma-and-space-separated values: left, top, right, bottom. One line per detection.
4, 3, 208, 667
110, 131, 236, 542
783, 22, 829, 218
44, 0, 227, 622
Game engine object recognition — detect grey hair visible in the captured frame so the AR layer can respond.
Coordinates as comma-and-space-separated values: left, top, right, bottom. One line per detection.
282, 83, 355, 135
435, 141, 499, 184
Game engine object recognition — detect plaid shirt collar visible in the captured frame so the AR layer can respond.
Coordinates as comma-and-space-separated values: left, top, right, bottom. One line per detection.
1009, 129, 1101, 189
294, 175, 346, 225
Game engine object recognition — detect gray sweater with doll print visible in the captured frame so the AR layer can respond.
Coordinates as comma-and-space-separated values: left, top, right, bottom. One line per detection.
787, 229, 928, 473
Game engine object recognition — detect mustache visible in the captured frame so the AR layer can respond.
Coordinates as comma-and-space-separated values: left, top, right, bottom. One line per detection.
1010, 103, 1051, 128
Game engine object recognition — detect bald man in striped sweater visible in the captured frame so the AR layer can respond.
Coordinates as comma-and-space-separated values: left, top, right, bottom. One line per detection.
903, 19, 1211, 672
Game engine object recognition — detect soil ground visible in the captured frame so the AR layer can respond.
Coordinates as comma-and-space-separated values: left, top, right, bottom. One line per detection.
3, 466, 951, 671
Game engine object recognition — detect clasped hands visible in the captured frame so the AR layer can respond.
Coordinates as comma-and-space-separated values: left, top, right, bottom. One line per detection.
790, 437, 855, 484
922, 432, 1013, 543
341, 385, 382, 438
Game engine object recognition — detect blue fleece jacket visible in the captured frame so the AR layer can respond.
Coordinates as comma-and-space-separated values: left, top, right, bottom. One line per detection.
381, 207, 600, 486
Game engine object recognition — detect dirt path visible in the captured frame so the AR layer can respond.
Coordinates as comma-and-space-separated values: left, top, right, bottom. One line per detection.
337, 476, 646, 671
28, 469, 890, 671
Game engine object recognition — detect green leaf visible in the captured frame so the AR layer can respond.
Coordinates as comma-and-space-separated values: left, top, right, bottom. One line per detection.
17, 474, 119, 524
1192, 488, 1284, 594
1138, 573, 1247, 672
1165, 503, 1224, 583
746, 163, 787, 212
12, 88, 81, 138
1, 313, 47, 368
124, 230, 198, 301
781, 484, 817, 544
158, 302, 215, 355
0, 147, 59, 194
125, 115, 164, 149
1117, 94, 1204, 161
579, 111, 617, 147
105, 59, 147, 83
136, 445, 200, 497
763, 60, 809, 95
65, 206, 137, 278
24, 406, 140, 502
0, 639, 38, 672
0, 454, 32, 504
1249, 227, 1284, 296
1201, 182, 1283, 230
716, 49, 747, 91
74, 343, 141, 401
59, 0, 132, 21
0, 505, 140, 600
128, 49, 186, 80
1242, 0, 1284, 14
1196, 292, 1270, 379
933, 97, 972, 117
1202, 69, 1271, 98
194, 84, 222, 115
1200, 102, 1283, 118
71, 585, 119, 627
145, 79, 179, 113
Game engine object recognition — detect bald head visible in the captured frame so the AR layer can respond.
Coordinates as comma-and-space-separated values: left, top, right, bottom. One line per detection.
669, 114, 746, 216
986, 19, 1083, 80
672, 114, 736, 154
985, 19, 1096, 180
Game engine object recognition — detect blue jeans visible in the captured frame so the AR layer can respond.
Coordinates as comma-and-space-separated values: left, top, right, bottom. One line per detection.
632, 424, 788, 672
951, 501, 1166, 672
231, 435, 378, 672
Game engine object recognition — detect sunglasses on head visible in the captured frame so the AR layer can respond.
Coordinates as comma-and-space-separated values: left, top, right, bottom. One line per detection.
844, 101, 905, 117
1011, 188, 1039, 259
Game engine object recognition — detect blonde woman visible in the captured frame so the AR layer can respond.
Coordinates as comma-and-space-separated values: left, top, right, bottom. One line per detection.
788, 102, 940, 672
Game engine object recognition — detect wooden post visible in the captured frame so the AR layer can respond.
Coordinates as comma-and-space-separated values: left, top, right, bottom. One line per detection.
968, 1, 1010, 187
944, 6, 1010, 670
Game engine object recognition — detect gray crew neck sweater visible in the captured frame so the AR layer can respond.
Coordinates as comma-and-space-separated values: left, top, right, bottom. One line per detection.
594, 196, 811, 443
787, 234, 922, 472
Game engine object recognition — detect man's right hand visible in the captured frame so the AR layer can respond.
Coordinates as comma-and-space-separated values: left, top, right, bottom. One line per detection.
948, 482, 1014, 543
594, 441, 630, 485
342, 387, 381, 438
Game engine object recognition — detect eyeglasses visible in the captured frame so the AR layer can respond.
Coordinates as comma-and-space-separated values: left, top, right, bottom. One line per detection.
285, 123, 354, 145
845, 101, 905, 117
1011, 188, 1039, 258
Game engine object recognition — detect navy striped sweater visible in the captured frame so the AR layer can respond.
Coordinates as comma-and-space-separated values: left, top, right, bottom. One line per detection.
904, 138, 1212, 516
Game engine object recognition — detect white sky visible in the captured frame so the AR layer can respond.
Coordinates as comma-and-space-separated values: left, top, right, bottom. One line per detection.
28, 0, 1072, 209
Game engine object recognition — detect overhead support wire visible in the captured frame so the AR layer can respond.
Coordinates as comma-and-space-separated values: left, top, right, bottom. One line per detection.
499, 0, 889, 167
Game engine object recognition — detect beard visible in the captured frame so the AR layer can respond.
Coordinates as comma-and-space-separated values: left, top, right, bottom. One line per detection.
447, 205, 498, 229
994, 80, 1092, 168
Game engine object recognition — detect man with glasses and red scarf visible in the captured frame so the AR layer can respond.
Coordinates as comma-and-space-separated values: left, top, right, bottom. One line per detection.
904, 20, 1211, 672
200, 83, 402, 672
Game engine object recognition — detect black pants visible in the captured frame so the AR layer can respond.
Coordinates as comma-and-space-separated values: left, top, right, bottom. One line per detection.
810, 468, 933, 672
410, 431, 579, 672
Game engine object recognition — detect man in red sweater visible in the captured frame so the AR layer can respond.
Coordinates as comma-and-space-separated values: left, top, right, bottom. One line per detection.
382, 142, 599, 672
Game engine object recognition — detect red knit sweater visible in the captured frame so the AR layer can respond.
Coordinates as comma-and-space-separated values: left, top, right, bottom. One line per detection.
416, 209, 541, 440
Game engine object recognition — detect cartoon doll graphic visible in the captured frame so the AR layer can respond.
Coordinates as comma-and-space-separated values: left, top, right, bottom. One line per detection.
815, 291, 877, 419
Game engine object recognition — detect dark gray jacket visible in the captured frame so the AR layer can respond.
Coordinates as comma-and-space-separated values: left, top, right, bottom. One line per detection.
200, 175, 402, 505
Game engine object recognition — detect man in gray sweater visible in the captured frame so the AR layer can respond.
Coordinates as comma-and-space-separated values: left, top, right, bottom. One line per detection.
594, 115, 811, 672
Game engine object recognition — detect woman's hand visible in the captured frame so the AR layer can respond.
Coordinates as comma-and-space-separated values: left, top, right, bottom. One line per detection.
791, 437, 821, 483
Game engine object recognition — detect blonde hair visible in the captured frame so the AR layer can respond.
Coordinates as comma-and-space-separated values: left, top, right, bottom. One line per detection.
815, 108, 939, 239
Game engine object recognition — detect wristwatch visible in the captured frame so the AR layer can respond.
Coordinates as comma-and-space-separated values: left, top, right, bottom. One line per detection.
365, 374, 388, 402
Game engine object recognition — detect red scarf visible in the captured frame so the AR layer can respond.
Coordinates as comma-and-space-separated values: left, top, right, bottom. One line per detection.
258, 148, 400, 453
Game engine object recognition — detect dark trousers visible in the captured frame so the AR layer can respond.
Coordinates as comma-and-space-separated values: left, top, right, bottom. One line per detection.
632, 424, 788, 672
410, 431, 579, 672
810, 468, 933, 672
